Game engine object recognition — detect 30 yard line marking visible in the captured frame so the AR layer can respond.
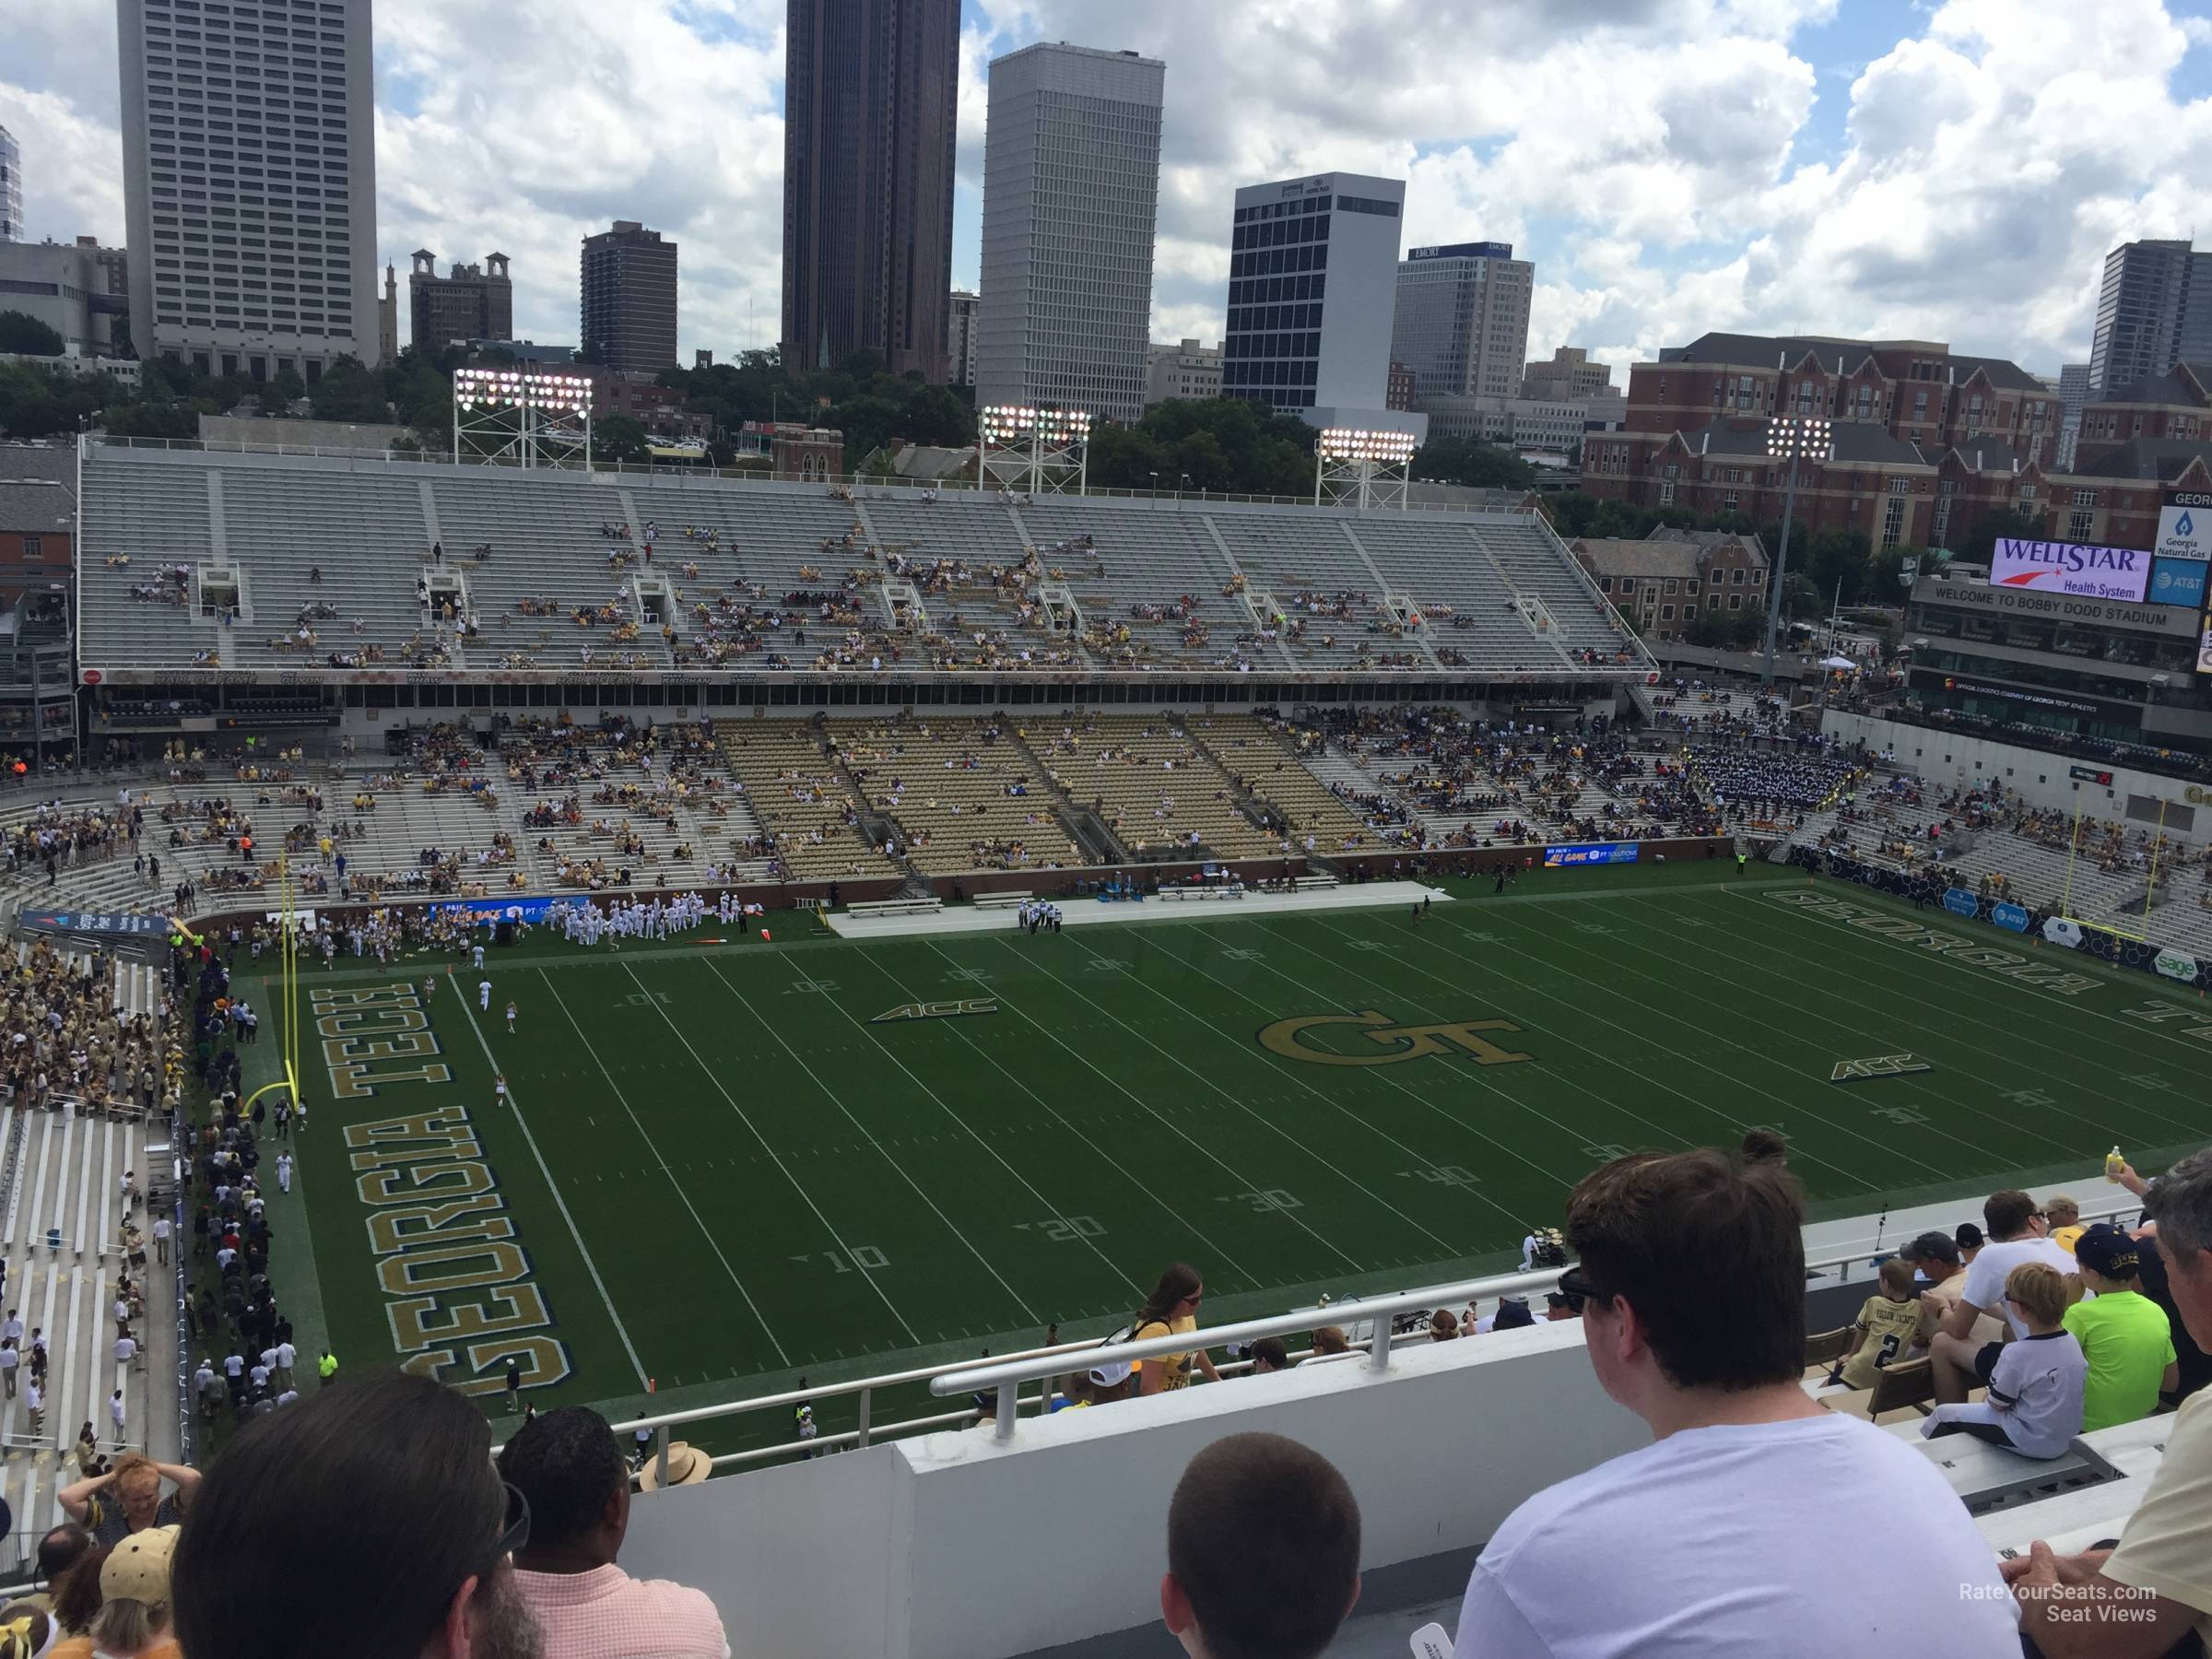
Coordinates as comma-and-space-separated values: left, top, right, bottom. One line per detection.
1054, 930, 1474, 1256
627, 962, 1003, 1336
446, 972, 650, 1390
922, 936, 1368, 1275
536, 969, 792, 1369
1140, 923, 1582, 1206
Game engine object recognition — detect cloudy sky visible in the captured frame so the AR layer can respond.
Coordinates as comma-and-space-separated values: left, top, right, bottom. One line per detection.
7, 0, 2212, 380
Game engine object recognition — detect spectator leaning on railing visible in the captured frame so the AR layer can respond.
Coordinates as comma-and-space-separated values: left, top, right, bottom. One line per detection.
2006, 1148, 2212, 1654
1448, 1147, 2018, 1657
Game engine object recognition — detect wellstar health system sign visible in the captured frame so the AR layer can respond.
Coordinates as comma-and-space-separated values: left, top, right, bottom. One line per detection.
1989, 539, 2151, 602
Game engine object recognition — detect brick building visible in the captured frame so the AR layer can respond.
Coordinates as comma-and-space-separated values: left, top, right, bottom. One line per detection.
0, 447, 76, 606
582, 367, 711, 441
1571, 528, 1769, 640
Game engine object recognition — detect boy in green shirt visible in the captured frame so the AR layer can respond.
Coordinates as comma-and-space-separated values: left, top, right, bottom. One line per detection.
2064, 1225, 2179, 1432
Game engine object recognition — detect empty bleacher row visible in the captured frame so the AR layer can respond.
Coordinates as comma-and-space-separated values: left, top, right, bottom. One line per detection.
76, 444, 1651, 683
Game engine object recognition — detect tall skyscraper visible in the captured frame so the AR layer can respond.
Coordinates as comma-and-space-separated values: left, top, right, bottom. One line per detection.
1221, 171, 1407, 419
1390, 241, 1534, 406
0, 124, 21, 241
946, 288, 979, 386
2088, 238, 2212, 394
2057, 361, 2091, 470
409, 251, 513, 350
581, 221, 677, 372
782, 0, 958, 381
116, 0, 381, 377
378, 262, 398, 364
975, 43, 1164, 425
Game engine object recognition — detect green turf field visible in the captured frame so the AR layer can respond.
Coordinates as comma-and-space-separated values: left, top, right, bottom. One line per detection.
232, 860, 2212, 1448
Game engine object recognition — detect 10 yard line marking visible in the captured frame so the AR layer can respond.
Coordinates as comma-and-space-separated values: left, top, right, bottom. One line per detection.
617, 962, 934, 1343
536, 969, 792, 1369
692, 959, 1040, 1325
446, 972, 650, 1390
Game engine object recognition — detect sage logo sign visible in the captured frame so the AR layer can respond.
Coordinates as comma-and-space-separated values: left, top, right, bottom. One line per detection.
2156, 947, 2201, 983
2159, 493, 2211, 562
1990, 539, 2150, 603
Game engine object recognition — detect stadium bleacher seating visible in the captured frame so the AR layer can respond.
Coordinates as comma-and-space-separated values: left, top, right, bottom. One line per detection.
75, 445, 1648, 683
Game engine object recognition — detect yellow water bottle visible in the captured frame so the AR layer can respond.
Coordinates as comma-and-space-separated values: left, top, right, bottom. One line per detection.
2106, 1146, 2125, 1182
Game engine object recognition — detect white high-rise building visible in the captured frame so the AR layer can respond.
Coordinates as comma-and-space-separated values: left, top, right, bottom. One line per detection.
0, 124, 22, 241
1221, 171, 1413, 429
1391, 241, 1534, 407
117, 0, 382, 379
975, 43, 1164, 425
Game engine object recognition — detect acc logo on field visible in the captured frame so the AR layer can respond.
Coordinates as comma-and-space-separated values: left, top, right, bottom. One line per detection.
1257, 1010, 1532, 1067
870, 999, 998, 1023
1830, 1053, 1934, 1083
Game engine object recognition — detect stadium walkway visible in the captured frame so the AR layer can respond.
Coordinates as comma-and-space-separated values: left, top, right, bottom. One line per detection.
827, 880, 1453, 941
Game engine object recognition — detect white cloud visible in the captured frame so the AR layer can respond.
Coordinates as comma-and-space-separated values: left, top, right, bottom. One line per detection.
5, 0, 2212, 387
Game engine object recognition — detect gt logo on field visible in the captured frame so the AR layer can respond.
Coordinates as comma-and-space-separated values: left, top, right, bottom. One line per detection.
870, 999, 998, 1023
1830, 1053, 1933, 1083
1257, 1010, 1532, 1067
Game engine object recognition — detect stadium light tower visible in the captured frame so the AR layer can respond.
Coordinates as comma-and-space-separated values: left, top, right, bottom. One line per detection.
452, 370, 595, 470
1760, 414, 1832, 686
1314, 428, 1417, 511
976, 405, 1091, 497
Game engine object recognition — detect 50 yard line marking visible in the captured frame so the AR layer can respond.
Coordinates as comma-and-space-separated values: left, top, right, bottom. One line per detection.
536, 969, 792, 1369
446, 972, 650, 1390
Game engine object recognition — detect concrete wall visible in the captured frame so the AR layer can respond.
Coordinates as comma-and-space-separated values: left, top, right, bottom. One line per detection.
1824, 710, 2210, 842
608, 1321, 1644, 1659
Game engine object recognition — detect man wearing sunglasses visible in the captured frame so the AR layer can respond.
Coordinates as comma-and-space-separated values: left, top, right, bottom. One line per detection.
1450, 1149, 2018, 1657
171, 1371, 546, 1659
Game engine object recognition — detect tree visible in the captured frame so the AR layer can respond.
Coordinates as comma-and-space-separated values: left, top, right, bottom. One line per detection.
1957, 506, 2048, 562
268, 366, 308, 408
0, 312, 65, 357
1412, 434, 1536, 490
309, 357, 391, 424
594, 414, 652, 465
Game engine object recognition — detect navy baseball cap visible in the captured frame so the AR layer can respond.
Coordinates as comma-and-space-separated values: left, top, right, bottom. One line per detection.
2075, 1224, 2140, 1281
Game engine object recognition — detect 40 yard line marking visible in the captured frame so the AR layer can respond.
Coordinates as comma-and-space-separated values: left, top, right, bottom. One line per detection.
535, 969, 792, 1369
446, 971, 650, 1390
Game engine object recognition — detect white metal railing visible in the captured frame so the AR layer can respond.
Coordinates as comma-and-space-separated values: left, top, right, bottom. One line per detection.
489, 1183, 2157, 1477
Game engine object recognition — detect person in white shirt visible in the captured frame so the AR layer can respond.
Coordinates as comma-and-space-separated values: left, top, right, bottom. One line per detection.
152, 1215, 171, 1264
478, 979, 492, 1011
1932, 1188, 2079, 1403
1449, 1148, 2018, 1658
108, 1387, 124, 1438
276, 1152, 293, 1194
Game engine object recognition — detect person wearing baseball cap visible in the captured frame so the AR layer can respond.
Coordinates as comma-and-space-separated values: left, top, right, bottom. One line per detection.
2064, 1224, 2178, 1432
51, 1522, 179, 1658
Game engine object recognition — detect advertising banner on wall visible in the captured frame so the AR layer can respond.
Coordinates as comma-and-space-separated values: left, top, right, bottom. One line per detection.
1542, 841, 1640, 867
2150, 556, 2209, 609
2200, 615, 2212, 678
1989, 539, 2151, 602
2158, 490, 2212, 561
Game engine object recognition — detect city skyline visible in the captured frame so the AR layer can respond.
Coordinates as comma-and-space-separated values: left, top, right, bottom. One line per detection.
6, 1, 2212, 377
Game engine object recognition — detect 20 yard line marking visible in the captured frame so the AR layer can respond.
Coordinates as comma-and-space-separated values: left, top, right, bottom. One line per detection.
537, 970, 792, 1369
447, 972, 650, 1390
922, 937, 1366, 1275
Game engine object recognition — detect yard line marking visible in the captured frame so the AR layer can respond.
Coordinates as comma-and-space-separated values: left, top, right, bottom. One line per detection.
701, 958, 1137, 1303
1052, 931, 1476, 1256
1454, 901, 2077, 1164
1282, 913, 1900, 1191
648, 961, 1038, 1330
447, 972, 650, 1390
1712, 882, 2212, 1075
1612, 891, 2193, 1150
536, 970, 792, 1368
921, 936, 1368, 1275
609, 963, 924, 1345
1140, 923, 1582, 1204
832, 950, 1230, 1289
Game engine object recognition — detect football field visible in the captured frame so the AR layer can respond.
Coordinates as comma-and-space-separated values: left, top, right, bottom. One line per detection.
239, 860, 2212, 1452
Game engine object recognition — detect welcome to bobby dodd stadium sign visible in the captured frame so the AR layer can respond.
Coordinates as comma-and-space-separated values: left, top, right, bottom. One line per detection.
1989, 539, 2150, 603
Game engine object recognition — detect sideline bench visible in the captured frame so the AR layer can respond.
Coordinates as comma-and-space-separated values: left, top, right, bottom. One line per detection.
1293, 874, 1339, 890
972, 891, 1033, 912
846, 898, 944, 919
1158, 885, 1245, 903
